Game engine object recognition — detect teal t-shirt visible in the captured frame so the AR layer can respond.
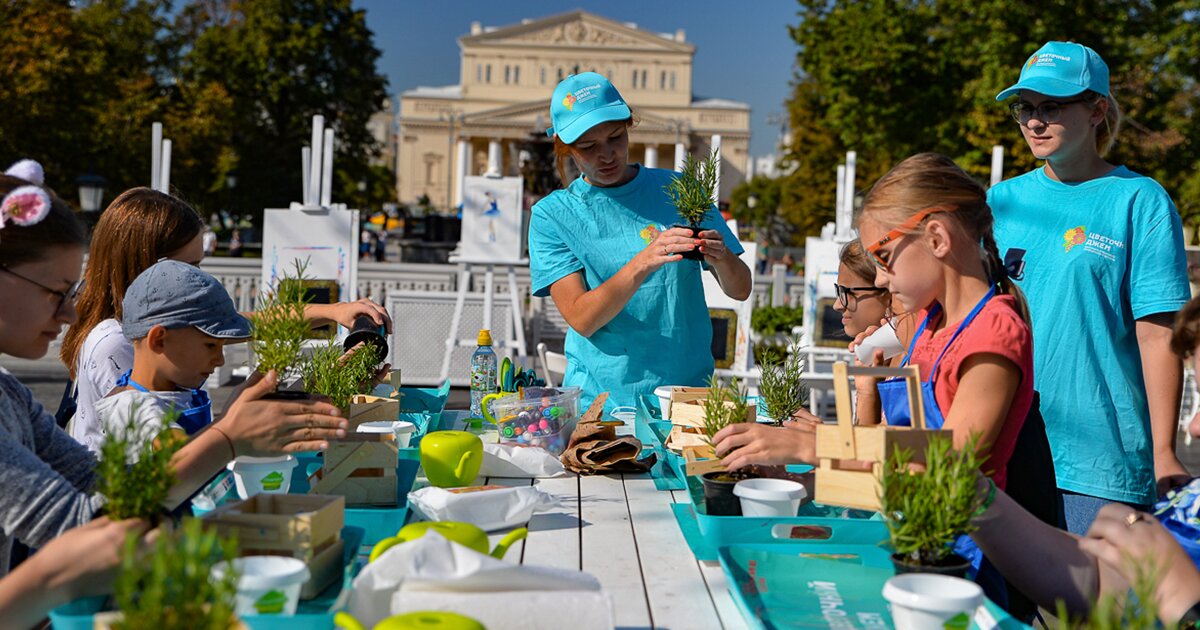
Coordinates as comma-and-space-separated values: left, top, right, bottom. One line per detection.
528, 165, 744, 412
989, 165, 1190, 504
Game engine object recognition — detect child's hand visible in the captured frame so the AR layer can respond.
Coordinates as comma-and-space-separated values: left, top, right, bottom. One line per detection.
311, 299, 393, 334
713, 421, 818, 471
219, 371, 348, 454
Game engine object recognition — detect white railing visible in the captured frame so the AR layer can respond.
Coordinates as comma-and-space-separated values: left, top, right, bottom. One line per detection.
202, 258, 806, 313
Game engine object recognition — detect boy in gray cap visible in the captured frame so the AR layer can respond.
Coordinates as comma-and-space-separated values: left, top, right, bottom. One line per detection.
94, 259, 251, 449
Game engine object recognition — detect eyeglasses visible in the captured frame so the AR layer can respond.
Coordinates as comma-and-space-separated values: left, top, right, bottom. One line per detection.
864, 205, 958, 273
0, 267, 83, 315
1009, 97, 1089, 126
834, 283, 887, 311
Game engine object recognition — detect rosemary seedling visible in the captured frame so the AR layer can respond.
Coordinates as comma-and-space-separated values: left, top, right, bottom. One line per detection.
303, 339, 379, 410
114, 517, 239, 630
701, 374, 750, 454
95, 406, 185, 521
1054, 555, 1164, 629
250, 260, 312, 383
663, 151, 719, 227
756, 348, 808, 425
881, 434, 984, 566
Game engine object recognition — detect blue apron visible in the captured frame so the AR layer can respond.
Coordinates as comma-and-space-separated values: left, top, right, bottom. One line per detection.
115, 370, 213, 436
875, 286, 1007, 603
876, 285, 996, 429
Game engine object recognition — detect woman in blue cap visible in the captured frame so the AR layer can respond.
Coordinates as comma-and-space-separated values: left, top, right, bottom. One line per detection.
990, 42, 1191, 534
529, 72, 752, 413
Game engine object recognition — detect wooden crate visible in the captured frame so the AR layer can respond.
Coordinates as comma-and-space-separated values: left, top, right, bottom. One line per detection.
309, 433, 400, 507
814, 362, 949, 512
670, 397, 756, 428
202, 494, 344, 560
347, 394, 401, 427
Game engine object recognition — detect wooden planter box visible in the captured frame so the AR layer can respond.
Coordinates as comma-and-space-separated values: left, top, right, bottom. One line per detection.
814, 363, 949, 511
309, 433, 400, 507
202, 493, 346, 600
347, 394, 401, 428
669, 390, 756, 428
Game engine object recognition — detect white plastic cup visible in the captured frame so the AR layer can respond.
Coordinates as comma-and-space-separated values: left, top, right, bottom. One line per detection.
653, 386, 675, 420
882, 573, 983, 629
357, 420, 416, 448
854, 322, 905, 365
732, 478, 807, 517
212, 556, 310, 617
610, 406, 636, 437
226, 455, 296, 499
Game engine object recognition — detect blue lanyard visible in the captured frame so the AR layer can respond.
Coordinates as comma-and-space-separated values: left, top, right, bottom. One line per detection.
899, 285, 998, 382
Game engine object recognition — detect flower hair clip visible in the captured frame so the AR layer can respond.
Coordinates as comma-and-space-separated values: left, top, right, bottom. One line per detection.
0, 186, 52, 232
1, 159, 52, 240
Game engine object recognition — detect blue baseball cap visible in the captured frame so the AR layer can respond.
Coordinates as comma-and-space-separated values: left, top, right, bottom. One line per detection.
122, 259, 251, 340
545, 72, 632, 144
995, 41, 1109, 101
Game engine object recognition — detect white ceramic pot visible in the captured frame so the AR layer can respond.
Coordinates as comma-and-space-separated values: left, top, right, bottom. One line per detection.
226, 455, 296, 499
732, 478, 807, 517
357, 420, 417, 448
212, 555, 309, 617
882, 573, 983, 629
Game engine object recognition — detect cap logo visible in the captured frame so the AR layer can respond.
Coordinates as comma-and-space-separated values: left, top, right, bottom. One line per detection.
1031, 52, 1071, 69
562, 93, 577, 111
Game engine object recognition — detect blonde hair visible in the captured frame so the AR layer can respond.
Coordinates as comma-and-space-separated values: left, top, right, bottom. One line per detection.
1090, 91, 1122, 156
856, 153, 1030, 324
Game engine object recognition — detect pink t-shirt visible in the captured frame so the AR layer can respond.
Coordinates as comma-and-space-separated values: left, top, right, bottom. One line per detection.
908, 294, 1034, 490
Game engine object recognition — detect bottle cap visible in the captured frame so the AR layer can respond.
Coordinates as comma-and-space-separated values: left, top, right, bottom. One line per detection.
477, 329, 493, 346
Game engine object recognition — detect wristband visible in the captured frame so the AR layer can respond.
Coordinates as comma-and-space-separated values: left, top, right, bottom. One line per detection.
210, 425, 236, 459
973, 476, 997, 517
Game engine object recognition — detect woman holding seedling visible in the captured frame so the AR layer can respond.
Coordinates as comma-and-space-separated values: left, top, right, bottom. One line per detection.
990, 42, 1191, 533
529, 73, 751, 412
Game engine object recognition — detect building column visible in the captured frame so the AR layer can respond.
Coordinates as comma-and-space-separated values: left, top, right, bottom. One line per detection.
486, 139, 502, 176
644, 145, 658, 169
674, 141, 686, 171
454, 138, 469, 208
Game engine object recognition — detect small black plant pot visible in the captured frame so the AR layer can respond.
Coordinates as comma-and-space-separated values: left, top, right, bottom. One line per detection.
671, 224, 705, 261
261, 390, 312, 401
701, 470, 759, 516
890, 552, 972, 578
343, 314, 389, 364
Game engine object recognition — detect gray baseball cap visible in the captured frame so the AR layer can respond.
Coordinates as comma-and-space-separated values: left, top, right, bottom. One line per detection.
122, 259, 252, 340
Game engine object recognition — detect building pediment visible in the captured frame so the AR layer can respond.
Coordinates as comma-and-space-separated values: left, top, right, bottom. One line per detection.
460, 10, 693, 53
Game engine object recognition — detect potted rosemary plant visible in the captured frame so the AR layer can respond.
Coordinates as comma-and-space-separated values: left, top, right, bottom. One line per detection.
663, 151, 719, 261
100, 517, 240, 630
756, 349, 808, 426
698, 375, 757, 516
95, 408, 185, 522
882, 435, 984, 576
303, 339, 380, 415
249, 261, 312, 397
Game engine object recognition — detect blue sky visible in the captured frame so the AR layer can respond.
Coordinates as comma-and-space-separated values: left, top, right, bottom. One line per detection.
355, 0, 800, 156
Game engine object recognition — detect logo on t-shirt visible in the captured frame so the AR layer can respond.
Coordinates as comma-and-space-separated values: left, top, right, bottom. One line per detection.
639, 224, 661, 245
1063, 225, 1125, 261
1064, 226, 1087, 252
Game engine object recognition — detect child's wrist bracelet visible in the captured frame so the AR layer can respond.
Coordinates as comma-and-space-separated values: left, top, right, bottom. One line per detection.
974, 477, 997, 517
210, 425, 236, 459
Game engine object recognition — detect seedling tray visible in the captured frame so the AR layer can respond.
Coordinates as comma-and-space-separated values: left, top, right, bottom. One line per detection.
49, 526, 365, 630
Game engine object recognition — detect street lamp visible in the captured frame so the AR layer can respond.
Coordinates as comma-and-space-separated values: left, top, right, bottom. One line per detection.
75, 173, 107, 213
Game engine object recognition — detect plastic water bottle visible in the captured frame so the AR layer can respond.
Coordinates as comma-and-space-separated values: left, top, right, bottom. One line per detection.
469, 329, 498, 417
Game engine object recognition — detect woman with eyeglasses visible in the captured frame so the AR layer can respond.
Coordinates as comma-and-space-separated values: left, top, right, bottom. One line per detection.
989, 42, 1191, 535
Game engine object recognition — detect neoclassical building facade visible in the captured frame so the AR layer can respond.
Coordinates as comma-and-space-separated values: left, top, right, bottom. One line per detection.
397, 10, 751, 209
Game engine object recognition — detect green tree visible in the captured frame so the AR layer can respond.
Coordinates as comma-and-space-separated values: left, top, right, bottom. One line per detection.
783, 0, 1200, 237
730, 175, 794, 246
177, 0, 389, 221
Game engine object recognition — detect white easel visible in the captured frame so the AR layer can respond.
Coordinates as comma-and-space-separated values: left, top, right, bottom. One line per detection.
150, 122, 173, 192
437, 256, 529, 382
438, 175, 528, 382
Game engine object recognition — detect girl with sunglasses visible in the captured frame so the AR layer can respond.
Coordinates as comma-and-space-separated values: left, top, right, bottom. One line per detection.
990, 42, 1191, 534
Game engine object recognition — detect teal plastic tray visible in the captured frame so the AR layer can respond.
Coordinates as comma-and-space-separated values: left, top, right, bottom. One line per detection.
672, 501, 889, 562
49, 527, 364, 629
